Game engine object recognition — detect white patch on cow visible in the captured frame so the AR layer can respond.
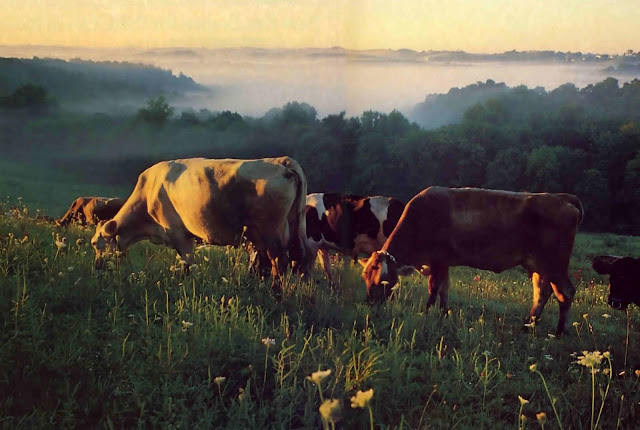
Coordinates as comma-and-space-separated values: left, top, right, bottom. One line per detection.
369, 196, 390, 243
369, 197, 389, 223
379, 258, 388, 278
306, 193, 326, 222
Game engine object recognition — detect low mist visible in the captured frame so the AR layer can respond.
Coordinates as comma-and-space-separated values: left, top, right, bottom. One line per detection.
1, 45, 634, 121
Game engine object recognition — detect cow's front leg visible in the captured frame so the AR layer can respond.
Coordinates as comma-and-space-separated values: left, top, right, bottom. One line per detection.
550, 274, 576, 336
426, 264, 449, 312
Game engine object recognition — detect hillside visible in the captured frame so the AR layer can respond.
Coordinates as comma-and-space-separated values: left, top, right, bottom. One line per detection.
0, 57, 208, 112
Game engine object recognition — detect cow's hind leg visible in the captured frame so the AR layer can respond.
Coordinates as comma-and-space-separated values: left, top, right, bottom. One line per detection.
426, 264, 449, 312
550, 274, 576, 336
267, 241, 290, 295
528, 272, 553, 326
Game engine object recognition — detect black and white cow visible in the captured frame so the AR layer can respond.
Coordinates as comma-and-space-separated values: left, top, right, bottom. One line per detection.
305, 193, 404, 284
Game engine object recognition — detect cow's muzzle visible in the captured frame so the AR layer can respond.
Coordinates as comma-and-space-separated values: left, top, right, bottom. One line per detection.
608, 297, 628, 311
94, 258, 107, 271
366, 284, 392, 304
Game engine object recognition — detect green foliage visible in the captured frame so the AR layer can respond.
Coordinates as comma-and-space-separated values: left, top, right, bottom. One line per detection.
0, 57, 206, 112
137, 96, 175, 126
0, 84, 51, 111
3, 75, 640, 232
2, 210, 640, 429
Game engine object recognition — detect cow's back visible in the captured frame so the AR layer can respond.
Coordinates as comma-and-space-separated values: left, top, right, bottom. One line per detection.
395, 187, 581, 273
137, 158, 301, 246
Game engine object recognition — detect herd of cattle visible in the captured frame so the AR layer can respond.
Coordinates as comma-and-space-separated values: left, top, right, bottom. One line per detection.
46, 156, 637, 336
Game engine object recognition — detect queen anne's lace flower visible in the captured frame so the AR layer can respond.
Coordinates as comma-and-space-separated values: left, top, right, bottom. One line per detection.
306, 369, 331, 385
319, 399, 342, 424
576, 350, 604, 368
351, 389, 374, 408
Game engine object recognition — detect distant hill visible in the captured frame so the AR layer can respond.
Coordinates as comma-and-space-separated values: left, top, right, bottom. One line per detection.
0, 57, 208, 112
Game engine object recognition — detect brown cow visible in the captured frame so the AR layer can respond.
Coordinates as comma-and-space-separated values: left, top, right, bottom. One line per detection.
360, 186, 583, 336
91, 157, 309, 287
56, 197, 125, 227
305, 193, 404, 284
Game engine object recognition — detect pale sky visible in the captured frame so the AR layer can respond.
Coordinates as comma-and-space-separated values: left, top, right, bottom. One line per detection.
2, 0, 639, 53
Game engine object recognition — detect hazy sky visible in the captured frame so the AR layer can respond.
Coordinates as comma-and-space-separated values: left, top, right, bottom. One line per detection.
2, 0, 639, 53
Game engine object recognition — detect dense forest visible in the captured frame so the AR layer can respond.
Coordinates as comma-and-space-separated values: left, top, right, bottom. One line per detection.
1, 57, 640, 234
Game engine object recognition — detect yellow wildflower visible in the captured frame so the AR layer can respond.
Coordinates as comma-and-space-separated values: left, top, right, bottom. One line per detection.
536, 412, 547, 425
576, 350, 604, 368
351, 389, 374, 408
518, 395, 529, 406
261, 337, 275, 346
319, 399, 342, 424
181, 320, 194, 332
307, 369, 331, 386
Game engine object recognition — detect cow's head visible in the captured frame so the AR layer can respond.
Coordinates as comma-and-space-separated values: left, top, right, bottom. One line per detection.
359, 251, 415, 303
592, 255, 640, 310
91, 219, 119, 270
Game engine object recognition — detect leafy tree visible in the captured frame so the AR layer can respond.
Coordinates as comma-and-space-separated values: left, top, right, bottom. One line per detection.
137, 96, 174, 125
575, 168, 609, 229
208, 111, 245, 132
280, 102, 317, 126
525, 146, 563, 192
484, 149, 527, 190
1, 84, 50, 110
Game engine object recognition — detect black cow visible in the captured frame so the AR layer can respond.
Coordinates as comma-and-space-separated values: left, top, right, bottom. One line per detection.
592, 255, 640, 310
305, 193, 404, 284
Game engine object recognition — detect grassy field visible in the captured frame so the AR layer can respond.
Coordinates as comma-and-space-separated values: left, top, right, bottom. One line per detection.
1, 204, 640, 430
0, 159, 131, 218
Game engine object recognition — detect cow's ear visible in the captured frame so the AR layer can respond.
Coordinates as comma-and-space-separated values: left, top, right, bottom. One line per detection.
103, 219, 118, 236
397, 265, 416, 277
358, 258, 369, 268
592, 255, 618, 274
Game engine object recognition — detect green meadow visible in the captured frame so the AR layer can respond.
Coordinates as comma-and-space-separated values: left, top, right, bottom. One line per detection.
1, 200, 640, 430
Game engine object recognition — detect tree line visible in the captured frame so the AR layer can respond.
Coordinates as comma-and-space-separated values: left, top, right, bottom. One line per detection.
2, 77, 640, 233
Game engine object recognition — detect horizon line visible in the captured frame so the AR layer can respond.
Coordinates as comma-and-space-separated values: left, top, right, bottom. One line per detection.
0, 43, 629, 57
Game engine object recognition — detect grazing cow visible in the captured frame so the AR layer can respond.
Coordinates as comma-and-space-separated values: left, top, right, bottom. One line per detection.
56, 197, 125, 227
91, 157, 309, 287
305, 193, 404, 284
592, 255, 640, 310
360, 186, 584, 335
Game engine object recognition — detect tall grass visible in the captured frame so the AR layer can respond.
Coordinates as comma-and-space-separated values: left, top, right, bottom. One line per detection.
1, 206, 640, 429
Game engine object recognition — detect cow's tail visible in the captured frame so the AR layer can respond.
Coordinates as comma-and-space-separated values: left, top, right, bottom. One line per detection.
276, 156, 311, 274
560, 193, 584, 226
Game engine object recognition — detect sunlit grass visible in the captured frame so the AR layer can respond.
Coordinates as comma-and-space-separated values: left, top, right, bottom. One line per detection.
1, 207, 640, 429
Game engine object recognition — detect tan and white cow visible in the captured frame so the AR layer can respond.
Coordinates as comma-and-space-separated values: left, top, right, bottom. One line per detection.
305, 193, 404, 284
91, 157, 309, 287
360, 186, 583, 335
